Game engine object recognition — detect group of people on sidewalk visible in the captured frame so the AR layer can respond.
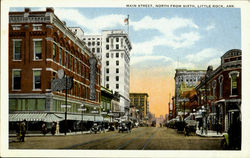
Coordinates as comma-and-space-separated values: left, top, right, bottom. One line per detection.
41, 121, 60, 136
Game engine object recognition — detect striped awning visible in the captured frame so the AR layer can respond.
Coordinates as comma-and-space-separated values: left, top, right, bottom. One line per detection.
57, 114, 96, 121
9, 113, 64, 122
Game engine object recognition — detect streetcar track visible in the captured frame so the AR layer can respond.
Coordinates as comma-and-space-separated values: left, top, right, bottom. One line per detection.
62, 133, 120, 149
142, 128, 158, 150
64, 127, 145, 149
117, 128, 158, 150
81, 127, 146, 149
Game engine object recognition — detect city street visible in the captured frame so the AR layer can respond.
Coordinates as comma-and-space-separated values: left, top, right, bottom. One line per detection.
9, 127, 223, 150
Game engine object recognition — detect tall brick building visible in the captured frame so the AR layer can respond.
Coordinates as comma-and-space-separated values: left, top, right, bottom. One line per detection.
9, 8, 101, 132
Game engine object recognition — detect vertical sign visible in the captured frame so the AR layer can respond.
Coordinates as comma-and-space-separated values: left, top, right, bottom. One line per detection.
89, 57, 97, 101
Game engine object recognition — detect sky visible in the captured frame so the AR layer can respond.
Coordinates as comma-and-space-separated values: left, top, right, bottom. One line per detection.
10, 7, 241, 118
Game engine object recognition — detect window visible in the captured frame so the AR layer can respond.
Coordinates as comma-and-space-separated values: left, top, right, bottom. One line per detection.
92, 42, 95, 46
59, 48, 62, 64
53, 43, 56, 61
106, 38, 109, 42
33, 39, 42, 60
79, 63, 81, 74
33, 70, 41, 89
33, 24, 42, 31
106, 68, 109, 74
116, 60, 119, 66
116, 76, 119, 81
12, 25, 21, 30
116, 44, 119, 49
73, 59, 77, 72
106, 45, 109, 50
116, 37, 119, 42
88, 42, 91, 46
13, 70, 21, 90
212, 80, 217, 97
106, 76, 109, 82
106, 53, 109, 58
70, 55, 73, 70
116, 68, 119, 73
82, 65, 85, 77
116, 84, 119, 89
116, 53, 119, 58
106, 84, 109, 89
97, 42, 100, 46
13, 39, 21, 60
219, 75, 223, 98
64, 52, 67, 67
92, 48, 95, 53
97, 48, 100, 53
229, 72, 239, 96
52, 72, 56, 80
106, 61, 109, 66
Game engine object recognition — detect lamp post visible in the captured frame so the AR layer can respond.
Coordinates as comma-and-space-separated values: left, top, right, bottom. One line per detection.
78, 104, 86, 133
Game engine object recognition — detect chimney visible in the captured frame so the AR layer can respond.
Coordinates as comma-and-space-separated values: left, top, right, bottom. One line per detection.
24, 8, 30, 12
46, 7, 54, 13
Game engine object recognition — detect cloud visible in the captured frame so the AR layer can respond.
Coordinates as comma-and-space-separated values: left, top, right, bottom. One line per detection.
130, 55, 173, 65
130, 16, 200, 55
185, 48, 222, 63
54, 8, 126, 34
205, 24, 215, 31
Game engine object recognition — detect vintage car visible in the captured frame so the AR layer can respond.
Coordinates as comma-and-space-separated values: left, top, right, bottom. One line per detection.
90, 123, 104, 134
118, 121, 131, 133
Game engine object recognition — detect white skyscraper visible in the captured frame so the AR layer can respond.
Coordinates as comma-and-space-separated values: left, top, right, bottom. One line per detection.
78, 30, 132, 117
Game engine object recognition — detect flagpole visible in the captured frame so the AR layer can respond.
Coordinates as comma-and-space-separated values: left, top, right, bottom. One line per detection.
127, 14, 129, 36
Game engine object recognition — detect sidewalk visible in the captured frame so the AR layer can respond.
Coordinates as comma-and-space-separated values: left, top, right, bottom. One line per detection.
9, 130, 92, 137
196, 129, 226, 137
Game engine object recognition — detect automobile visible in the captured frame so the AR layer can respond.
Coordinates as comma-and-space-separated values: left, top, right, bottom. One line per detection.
118, 121, 131, 133
90, 123, 103, 134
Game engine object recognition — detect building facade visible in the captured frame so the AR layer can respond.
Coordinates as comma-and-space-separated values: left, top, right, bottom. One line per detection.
79, 30, 132, 118
129, 93, 149, 122
174, 69, 206, 116
195, 49, 241, 133
9, 8, 102, 132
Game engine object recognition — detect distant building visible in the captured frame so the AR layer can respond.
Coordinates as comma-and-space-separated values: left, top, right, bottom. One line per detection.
174, 69, 206, 116
129, 93, 149, 121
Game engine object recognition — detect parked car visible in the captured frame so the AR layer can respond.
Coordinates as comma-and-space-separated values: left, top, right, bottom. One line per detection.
118, 121, 131, 133
90, 123, 103, 134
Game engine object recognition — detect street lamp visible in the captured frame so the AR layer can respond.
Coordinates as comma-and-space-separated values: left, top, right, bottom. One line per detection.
78, 104, 86, 133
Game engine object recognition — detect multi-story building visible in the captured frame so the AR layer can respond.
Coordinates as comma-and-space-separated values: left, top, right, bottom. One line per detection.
129, 93, 149, 121
196, 49, 241, 133
8, 8, 101, 132
73, 30, 132, 118
174, 69, 206, 116
82, 35, 102, 60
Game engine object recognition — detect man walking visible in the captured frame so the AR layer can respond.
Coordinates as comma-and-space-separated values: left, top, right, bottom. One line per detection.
20, 119, 26, 142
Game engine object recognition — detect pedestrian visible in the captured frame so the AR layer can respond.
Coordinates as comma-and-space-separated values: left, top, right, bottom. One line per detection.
56, 121, 60, 135
42, 123, 47, 135
20, 119, 26, 142
51, 122, 56, 135
16, 122, 21, 141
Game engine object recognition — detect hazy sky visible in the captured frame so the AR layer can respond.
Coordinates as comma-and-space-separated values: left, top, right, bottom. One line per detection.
10, 7, 241, 117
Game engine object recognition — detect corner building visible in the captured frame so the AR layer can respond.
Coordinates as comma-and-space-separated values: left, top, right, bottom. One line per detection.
9, 8, 101, 132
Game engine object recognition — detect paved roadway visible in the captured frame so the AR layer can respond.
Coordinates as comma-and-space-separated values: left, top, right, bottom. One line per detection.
9, 127, 223, 150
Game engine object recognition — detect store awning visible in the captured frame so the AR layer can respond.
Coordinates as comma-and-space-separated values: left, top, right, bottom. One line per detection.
9, 113, 64, 122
